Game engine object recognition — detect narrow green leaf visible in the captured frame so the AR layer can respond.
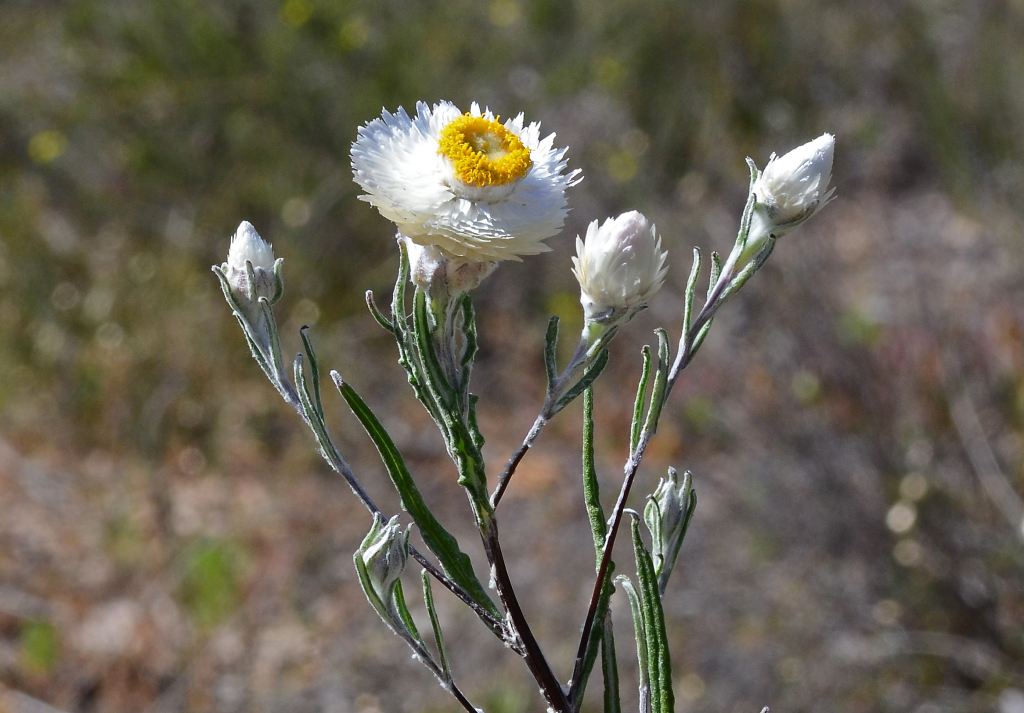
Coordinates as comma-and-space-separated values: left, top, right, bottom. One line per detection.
544, 316, 560, 389
459, 294, 478, 404
392, 241, 411, 337
616, 575, 650, 713
299, 326, 324, 422
366, 290, 394, 332
601, 608, 621, 713
413, 289, 457, 414
706, 251, 722, 300
335, 377, 500, 617
642, 330, 671, 437
682, 248, 701, 336
720, 236, 777, 305
467, 393, 485, 453
387, 246, 444, 424
631, 346, 653, 454
393, 333, 444, 429
411, 297, 488, 501
734, 159, 760, 254
553, 347, 610, 415
294, 353, 334, 462
570, 388, 616, 705
270, 258, 285, 304
243, 260, 259, 302
392, 581, 424, 646
689, 319, 714, 362
575, 575, 615, 705
422, 570, 452, 681
411, 291, 492, 504
236, 314, 274, 383
248, 296, 288, 394
631, 519, 674, 713
583, 386, 607, 559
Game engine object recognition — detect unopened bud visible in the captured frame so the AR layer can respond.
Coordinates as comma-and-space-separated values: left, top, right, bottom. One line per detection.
572, 211, 668, 326
644, 467, 695, 592
746, 134, 835, 255
356, 514, 410, 606
224, 221, 281, 306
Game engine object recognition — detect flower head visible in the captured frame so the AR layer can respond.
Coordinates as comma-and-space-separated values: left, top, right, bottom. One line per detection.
572, 211, 668, 323
222, 221, 281, 307
352, 101, 581, 263
752, 133, 835, 235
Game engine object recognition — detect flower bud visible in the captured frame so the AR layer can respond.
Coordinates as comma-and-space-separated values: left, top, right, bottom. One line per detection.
644, 467, 695, 592
572, 211, 668, 324
746, 134, 835, 253
224, 221, 281, 306
356, 514, 410, 606
403, 236, 497, 294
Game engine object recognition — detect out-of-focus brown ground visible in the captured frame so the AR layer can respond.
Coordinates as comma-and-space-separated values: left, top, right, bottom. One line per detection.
2, 1, 1024, 712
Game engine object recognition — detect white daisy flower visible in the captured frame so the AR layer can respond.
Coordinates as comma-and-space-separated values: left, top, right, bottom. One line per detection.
351, 100, 581, 263
572, 211, 669, 322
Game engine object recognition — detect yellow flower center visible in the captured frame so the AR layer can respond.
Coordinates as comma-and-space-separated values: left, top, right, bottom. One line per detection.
437, 114, 533, 188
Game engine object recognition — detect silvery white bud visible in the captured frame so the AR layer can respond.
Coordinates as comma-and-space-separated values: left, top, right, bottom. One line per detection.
572, 211, 669, 324
403, 236, 497, 294
747, 133, 835, 252
224, 221, 281, 307
644, 467, 694, 591
357, 514, 410, 606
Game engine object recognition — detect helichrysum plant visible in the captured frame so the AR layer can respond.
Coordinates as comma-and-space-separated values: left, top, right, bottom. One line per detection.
214, 100, 835, 713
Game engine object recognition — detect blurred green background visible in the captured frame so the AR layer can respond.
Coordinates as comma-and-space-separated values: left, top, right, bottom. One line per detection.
3, 0, 1024, 711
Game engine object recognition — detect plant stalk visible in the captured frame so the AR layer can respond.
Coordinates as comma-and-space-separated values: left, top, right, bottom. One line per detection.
479, 513, 571, 713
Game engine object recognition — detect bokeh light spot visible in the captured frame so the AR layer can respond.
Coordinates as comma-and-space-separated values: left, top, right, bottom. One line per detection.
489, 0, 521, 27
28, 130, 67, 164
886, 501, 917, 534
280, 0, 313, 28
338, 17, 369, 51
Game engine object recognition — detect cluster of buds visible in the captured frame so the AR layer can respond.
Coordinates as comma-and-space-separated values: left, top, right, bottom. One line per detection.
644, 467, 697, 594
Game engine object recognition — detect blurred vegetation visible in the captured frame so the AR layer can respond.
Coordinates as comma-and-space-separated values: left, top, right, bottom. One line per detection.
20, 620, 60, 676
179, 539, 244, 630
2, 0, 1024, 712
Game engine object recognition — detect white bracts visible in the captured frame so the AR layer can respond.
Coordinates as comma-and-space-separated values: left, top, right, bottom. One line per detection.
747, 133, 835, 251
572, 211, 668, 323
224, 221, 279, 306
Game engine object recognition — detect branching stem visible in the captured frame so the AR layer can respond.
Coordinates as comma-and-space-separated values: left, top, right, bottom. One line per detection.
282, 373, 507, 636
491, 415, 545, 507
570, 247, 743, 701
480, 514, 572, 713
